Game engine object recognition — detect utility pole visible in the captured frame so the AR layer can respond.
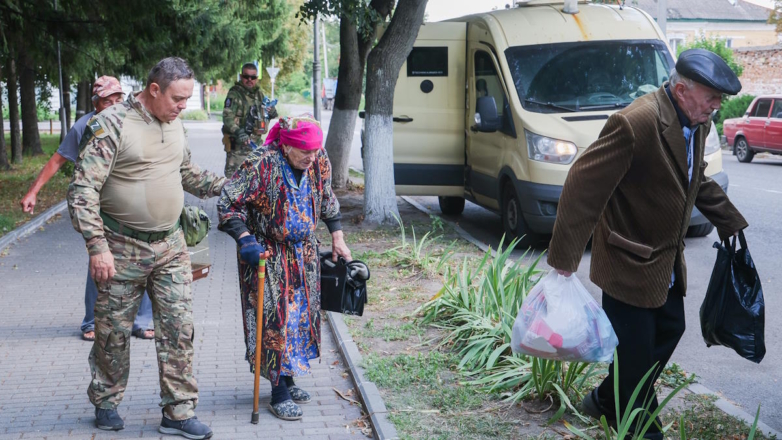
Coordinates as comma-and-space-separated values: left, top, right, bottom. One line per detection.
658, 0, 667, 37
55, 0, 67, 140
313, 15, 322, 122
321, 22, 329, 80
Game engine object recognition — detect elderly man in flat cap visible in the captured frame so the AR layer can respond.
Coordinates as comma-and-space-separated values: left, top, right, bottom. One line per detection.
547, 49, 748, 438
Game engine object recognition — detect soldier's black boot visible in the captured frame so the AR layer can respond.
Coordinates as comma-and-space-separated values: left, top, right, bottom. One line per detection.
94, 407, 124, 431
159, 412, 213, 439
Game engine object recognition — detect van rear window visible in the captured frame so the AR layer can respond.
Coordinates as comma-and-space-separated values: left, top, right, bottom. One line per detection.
407, 47, 448, 77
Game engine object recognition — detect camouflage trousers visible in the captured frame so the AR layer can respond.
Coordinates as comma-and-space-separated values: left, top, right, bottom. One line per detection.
224, 143, 253, 178
88, 227, 198, 421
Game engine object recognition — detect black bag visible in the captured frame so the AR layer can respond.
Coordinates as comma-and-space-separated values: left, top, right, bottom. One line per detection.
700, 231, 765, 363
319, 251, 370, 316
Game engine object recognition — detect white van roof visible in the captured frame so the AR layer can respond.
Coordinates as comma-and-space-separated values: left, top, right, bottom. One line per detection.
445, 2, 663, 48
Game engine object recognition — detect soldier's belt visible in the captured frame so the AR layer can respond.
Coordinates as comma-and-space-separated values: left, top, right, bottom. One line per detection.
100, 211, 180, 243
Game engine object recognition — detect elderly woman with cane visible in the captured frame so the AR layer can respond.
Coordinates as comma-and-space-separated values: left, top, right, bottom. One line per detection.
217, 115, 352, 421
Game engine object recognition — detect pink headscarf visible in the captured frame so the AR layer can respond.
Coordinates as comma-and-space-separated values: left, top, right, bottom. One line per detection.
263, 119, 323, 151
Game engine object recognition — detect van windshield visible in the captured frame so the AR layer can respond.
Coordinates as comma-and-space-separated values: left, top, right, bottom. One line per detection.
505, 40, 674, 113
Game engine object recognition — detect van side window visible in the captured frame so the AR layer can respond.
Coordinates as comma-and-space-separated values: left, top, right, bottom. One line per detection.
408, 47, 449, 77
753, 99, 772, 118
474, 51, 505, 118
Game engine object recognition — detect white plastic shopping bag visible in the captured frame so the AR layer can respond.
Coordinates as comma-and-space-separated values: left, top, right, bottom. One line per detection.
511, 270, 618, 362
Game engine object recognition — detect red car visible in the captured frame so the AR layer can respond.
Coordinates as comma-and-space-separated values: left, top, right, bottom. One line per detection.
723, 95, 782, 163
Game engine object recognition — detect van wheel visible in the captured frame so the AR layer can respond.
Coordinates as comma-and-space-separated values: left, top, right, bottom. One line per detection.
438, 196, 465, 215
687, 223, 715, 238
735, 138, 754, 163
502, 183, 538, 248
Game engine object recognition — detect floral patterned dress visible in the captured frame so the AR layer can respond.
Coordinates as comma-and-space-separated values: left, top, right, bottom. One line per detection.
217, 145, 340, 385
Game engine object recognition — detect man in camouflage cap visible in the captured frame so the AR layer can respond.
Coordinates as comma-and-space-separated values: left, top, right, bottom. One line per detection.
68, 57, 225, 439
221, 62, 278, 177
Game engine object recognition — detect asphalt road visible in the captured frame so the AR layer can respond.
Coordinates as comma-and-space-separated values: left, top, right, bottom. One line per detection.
410, 151, 782, 430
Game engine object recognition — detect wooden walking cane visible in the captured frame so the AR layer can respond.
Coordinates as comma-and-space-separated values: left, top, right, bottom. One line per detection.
251, 252, 269, 424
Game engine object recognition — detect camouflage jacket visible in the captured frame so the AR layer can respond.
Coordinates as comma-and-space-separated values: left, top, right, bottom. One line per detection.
221, 82, 278, 144
68, 92, 226, 256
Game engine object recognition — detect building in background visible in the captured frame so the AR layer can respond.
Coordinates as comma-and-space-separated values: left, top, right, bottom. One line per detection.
631, 0, 777, 52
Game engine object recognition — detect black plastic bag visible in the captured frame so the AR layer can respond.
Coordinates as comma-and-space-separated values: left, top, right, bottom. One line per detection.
319, 251, 370, 316
700, 230, 765, 363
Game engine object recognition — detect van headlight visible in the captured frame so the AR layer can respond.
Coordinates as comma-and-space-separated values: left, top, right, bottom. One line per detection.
525, 130, 577, 164
704, 122, 721, 156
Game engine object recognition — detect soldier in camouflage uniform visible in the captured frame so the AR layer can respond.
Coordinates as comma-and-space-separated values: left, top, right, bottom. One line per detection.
67, 57, 224, 439
222, 62, 278, 178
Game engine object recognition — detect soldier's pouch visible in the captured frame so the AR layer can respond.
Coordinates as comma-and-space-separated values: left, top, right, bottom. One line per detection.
222, 134, 232, 153
104, 330, 128, 354
255, 118, 268, 135
106, 282, 130, 311
177, 322, 194, 350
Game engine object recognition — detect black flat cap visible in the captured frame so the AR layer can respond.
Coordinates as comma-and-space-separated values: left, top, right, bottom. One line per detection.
675, 49, 742, 95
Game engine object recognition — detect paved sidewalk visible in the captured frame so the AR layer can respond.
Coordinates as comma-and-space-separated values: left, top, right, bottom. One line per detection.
0, 125, 367, 439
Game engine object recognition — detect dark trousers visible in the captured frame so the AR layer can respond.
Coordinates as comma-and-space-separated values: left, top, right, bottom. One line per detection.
596, 288, 685, 433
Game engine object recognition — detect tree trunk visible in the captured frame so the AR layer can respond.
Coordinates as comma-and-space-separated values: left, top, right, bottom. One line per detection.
324, 0, 394, 189
19, 48, 43, 156
0, 65, 9, 171
324, 19, 364, 189
76, 80, 91, 121
6, 56, 22, 164
62, 72, 72, 131
363, 0, 428, 225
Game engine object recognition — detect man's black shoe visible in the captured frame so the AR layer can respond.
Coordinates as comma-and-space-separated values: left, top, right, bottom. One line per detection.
94, 407, 124, 431
581, 388, 616, 426
159, 415, 213, 439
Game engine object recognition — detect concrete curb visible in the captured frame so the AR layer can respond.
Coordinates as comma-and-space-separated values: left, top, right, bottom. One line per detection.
688, 383, 781, 438
401, 195, 782, 437
0, 200, 67, 253
326, 312, 399, 440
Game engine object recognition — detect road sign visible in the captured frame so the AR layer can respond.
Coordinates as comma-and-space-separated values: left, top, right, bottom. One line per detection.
266, 67, 280, 80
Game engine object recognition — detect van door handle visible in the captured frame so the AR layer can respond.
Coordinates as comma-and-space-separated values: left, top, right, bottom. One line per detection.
393, 116, 413, 123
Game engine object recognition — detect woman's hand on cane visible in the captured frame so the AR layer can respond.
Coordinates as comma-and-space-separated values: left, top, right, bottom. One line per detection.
238, 234, 266, 266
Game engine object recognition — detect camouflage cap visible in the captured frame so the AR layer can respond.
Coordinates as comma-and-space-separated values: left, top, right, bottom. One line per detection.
92, 76, 124, 98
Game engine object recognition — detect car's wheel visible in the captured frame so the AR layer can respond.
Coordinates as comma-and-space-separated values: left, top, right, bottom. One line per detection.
438, 196, 465, 215
735, 137, 754, 163
501, 183, 538, 248
687, 223, 715, 238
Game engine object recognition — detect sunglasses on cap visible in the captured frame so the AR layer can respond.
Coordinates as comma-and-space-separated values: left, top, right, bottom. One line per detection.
241, 74, 258, 80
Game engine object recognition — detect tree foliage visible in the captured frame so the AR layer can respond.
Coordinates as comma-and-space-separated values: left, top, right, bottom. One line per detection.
0, 0, 293, 84
297, 0, 389, 39
259, 0, 313, 96
769, 1, 782, 33
677, 36, 744, 78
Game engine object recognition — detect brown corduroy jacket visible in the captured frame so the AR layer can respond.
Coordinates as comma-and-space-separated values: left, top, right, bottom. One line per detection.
547, 86, 748, 308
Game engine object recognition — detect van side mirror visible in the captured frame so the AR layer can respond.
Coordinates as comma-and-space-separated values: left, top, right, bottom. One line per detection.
474, 96, 502, 133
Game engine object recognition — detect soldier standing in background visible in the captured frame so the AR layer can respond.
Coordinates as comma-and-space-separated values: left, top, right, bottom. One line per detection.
68, 57, 225, 439
221, 62, 278, 177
